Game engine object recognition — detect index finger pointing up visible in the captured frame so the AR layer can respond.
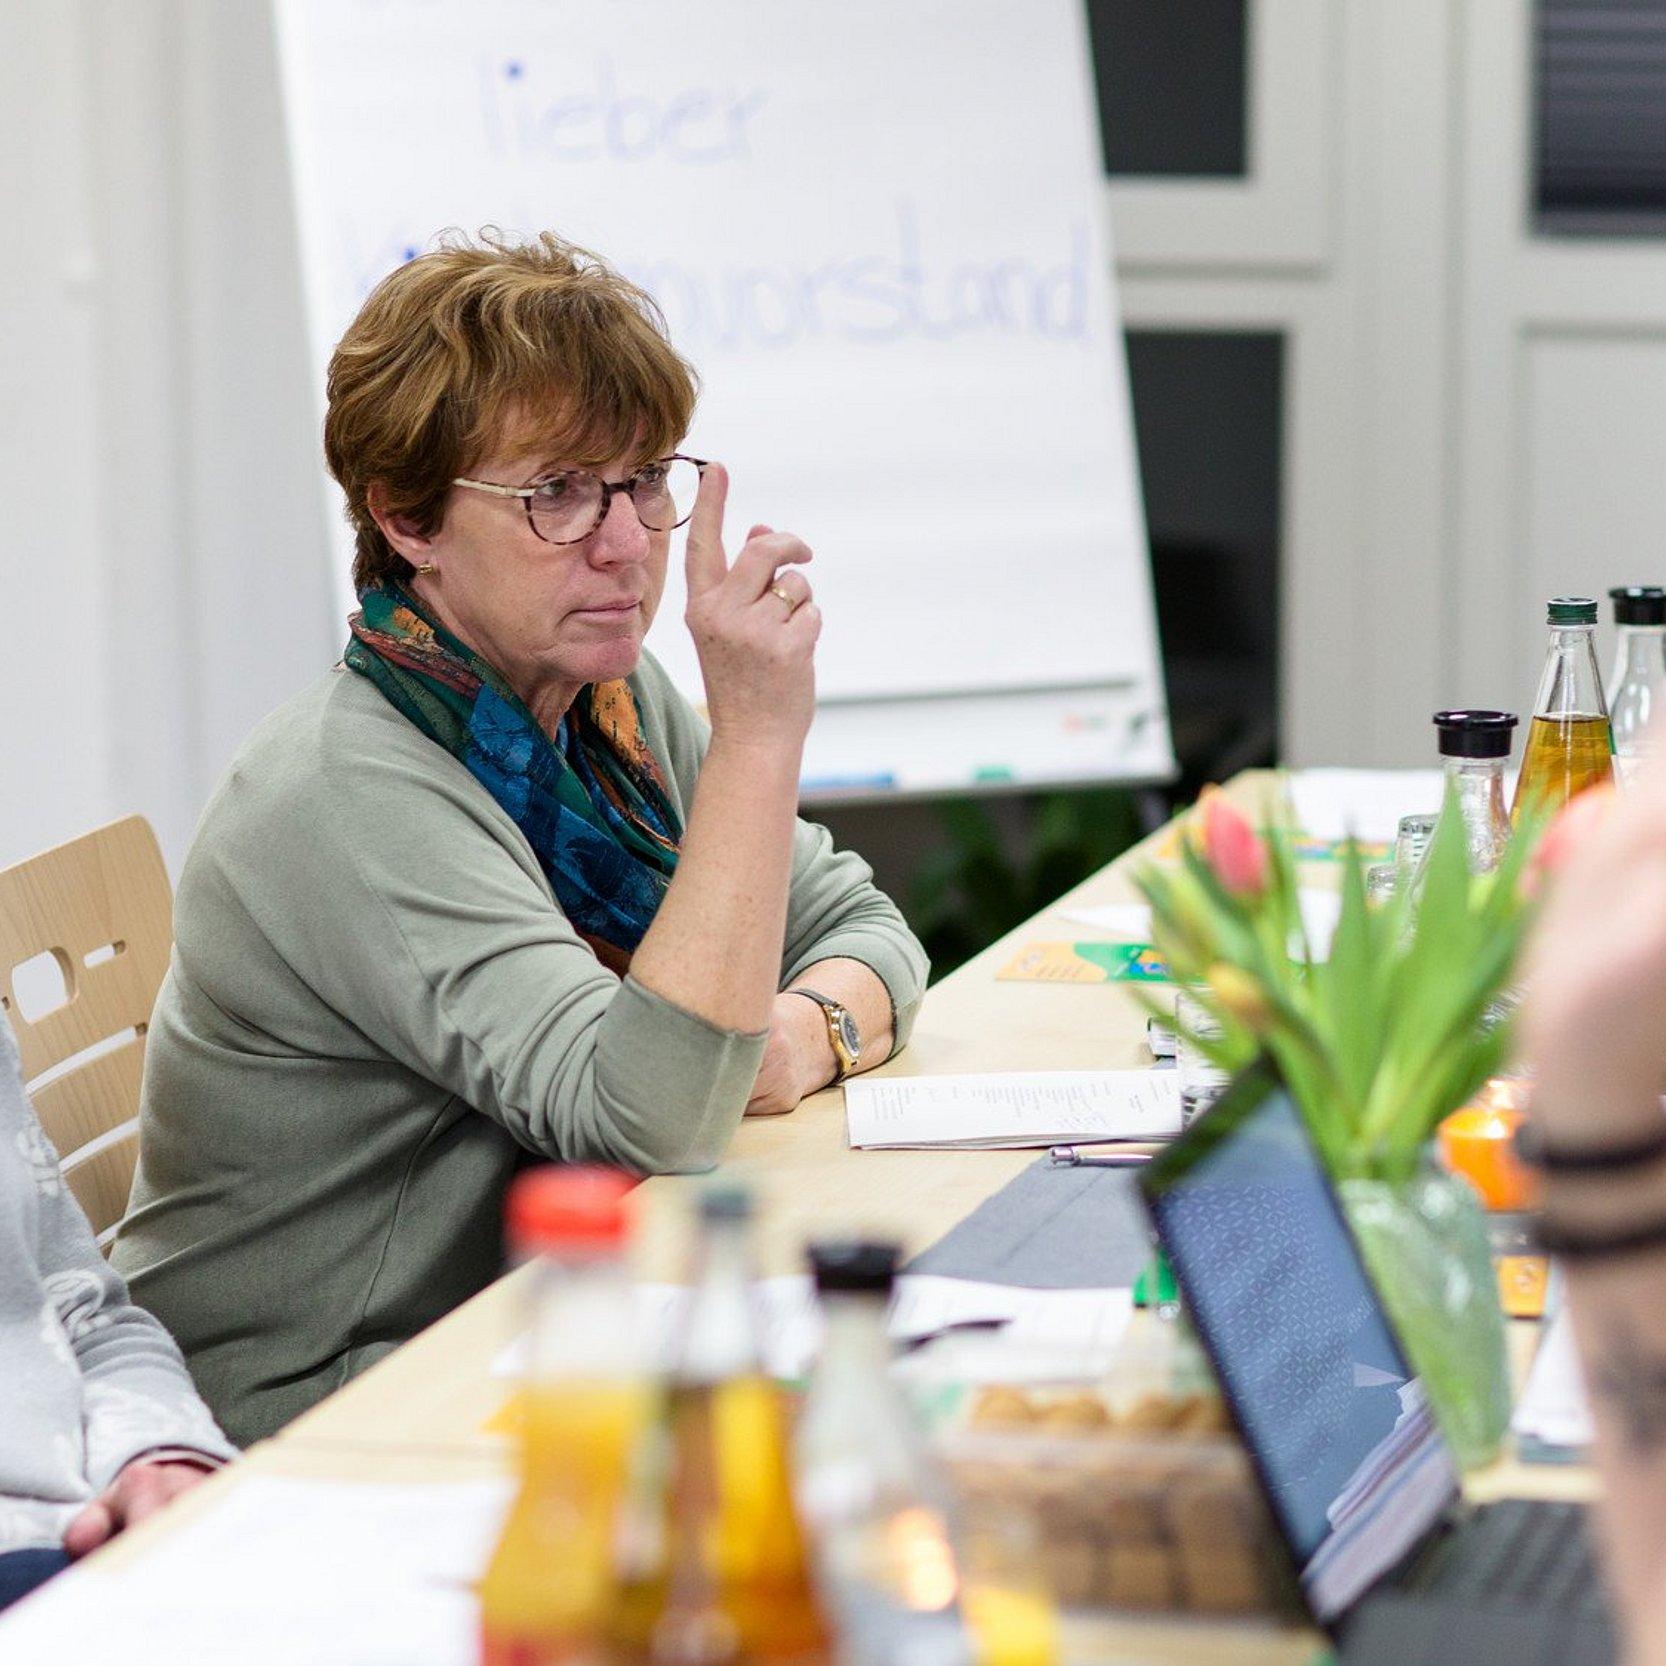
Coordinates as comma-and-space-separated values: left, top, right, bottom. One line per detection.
684, 461, 729, 596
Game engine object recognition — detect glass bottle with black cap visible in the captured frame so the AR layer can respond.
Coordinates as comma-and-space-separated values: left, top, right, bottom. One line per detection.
794, 1241, 973, 1666
1429, 710, 1518, 876
1606, 585, 1666, 785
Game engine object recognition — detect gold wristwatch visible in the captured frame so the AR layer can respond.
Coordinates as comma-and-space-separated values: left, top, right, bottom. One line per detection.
788, 987, 861, 1083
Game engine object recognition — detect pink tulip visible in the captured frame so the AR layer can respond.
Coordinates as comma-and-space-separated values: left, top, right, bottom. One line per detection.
1196, 789, 1269, 898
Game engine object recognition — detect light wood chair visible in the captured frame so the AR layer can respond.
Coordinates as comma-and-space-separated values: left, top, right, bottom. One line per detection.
0, 816, 172, 1248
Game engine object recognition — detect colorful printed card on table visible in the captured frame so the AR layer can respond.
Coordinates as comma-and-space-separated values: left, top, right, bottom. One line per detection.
997, 941, 1170, 984
1292, 835, 1392, 864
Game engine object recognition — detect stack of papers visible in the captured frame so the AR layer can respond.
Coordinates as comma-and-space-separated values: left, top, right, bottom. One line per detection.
902, 1284, 1135, 1383
491, 1273, 1024, 1383
844, 1070, 1181, 1150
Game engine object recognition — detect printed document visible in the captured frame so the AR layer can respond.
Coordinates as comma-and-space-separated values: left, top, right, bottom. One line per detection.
844, 1070, 1181, 1150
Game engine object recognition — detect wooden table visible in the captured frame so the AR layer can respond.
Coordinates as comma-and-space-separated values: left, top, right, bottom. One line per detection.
26, 776, 1596, 1664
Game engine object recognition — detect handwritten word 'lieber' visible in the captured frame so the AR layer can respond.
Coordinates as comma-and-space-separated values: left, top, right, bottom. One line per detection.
633, 206, 1091, 351
479, 54, 767, 164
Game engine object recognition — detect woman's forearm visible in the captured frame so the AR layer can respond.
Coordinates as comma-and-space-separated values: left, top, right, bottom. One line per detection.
630, 734, 803, 1033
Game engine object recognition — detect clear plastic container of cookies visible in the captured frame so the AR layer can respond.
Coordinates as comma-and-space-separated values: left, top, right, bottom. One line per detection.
934, 1378, 1298, 1620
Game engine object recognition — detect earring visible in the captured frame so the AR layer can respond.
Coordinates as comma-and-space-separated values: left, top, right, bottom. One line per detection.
414, 562, 437, 576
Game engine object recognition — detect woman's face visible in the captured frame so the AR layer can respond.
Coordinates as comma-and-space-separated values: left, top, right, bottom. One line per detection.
400, 437, 671, 720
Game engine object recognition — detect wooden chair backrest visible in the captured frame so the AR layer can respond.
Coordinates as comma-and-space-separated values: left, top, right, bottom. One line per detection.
0, 816, 172, 1246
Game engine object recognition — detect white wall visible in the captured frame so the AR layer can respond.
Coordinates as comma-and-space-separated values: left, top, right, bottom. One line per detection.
0, 1, 335, 873
1, 7, 113, 865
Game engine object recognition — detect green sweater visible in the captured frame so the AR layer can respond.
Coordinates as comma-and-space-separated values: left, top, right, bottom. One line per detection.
112, 654, 927, 1445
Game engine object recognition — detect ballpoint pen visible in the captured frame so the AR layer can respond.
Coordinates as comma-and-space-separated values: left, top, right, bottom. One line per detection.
1048, 1144, 1152, 1168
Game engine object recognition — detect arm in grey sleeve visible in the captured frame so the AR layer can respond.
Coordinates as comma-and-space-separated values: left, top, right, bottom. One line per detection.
292, 754, 763, 1175
633, 654, 930, 1053
20, 1114, 236, 1488
779, 816, 931, 1052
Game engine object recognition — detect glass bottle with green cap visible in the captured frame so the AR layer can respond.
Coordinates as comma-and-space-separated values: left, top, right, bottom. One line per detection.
1511, 596, 1615, 824
1607, 585, 1666, 784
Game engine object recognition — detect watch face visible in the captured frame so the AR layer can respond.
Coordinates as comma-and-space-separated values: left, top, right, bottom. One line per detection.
836, 1010, 861, 1059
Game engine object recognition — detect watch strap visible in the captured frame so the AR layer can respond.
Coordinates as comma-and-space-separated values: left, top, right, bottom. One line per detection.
787, 986, 859, 1082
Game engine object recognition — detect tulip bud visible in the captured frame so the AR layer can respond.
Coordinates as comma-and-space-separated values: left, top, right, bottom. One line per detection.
1196, 790, 1269, 898
1204, 963, 1275, 1033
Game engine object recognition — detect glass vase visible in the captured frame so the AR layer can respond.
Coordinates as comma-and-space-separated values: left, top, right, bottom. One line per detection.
1338, 1168, 1510, 1472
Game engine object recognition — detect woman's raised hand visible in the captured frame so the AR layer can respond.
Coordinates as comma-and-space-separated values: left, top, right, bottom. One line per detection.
683, 463, 820, 752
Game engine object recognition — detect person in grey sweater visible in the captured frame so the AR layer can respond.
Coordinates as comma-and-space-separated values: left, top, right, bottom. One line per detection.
114, 232, 928, 1444
0, 1013, 234, 1612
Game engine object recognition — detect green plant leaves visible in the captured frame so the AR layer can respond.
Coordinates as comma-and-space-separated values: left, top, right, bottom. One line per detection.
1135, 777, 1541, 1181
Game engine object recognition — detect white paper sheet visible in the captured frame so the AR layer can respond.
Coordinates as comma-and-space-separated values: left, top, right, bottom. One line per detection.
0, 1476, 512, 1665
1511, 1302, 1594, 1452
1289, 769, 1446, 843
844, 1070, 1181, 1150
895, 1284, 1135, 1383
491, 1272, 1022, 1382
1064, 888, 1343, 959
1058, 901, 1155, 938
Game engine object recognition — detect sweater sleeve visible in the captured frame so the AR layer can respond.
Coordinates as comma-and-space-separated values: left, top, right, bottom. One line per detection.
236, 733, 765, 1177
1, 1022, 236, 1492
778, 819, 931, 1052
636, 656, 931, 1051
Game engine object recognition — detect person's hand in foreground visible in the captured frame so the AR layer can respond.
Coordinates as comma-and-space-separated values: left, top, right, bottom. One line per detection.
62, 1457, 215, 1558
1523, 774, 1666, 1147
1520, 759, 1666, 1666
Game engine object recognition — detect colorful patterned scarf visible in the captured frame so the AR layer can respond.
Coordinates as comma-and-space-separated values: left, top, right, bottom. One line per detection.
345, 584, 682, 970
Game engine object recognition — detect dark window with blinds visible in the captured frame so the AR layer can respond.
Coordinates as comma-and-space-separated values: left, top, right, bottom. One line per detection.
1537, 0, 1666, 231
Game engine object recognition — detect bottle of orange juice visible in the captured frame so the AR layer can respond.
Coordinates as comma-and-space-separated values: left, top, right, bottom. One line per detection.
608, 1186, 831, 1666
480, 1166, 645, 1666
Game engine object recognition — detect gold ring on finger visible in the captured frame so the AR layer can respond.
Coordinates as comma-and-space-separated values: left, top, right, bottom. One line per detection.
770, 582, 799, 616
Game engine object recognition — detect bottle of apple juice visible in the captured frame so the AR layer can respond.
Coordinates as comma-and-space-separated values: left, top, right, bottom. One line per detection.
1512, 596, 1615, 824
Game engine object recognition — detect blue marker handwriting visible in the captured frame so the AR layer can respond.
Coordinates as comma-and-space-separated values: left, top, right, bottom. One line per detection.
480, 54, 767, 165
631, 205, 1091, 351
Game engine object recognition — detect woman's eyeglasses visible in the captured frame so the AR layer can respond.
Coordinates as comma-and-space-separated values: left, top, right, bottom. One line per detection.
451, 455, 707, 546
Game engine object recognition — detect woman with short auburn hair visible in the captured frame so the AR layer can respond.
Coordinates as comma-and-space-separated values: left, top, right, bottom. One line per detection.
113, 231, 926, 1445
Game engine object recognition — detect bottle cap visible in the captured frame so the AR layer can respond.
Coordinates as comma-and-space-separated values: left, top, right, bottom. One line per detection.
1433, 709, 1519, 759
698, 1183, 753, 1224
1547, 596, 1598, 625
1610, 586, 1666, 626
808, 1239, 901, 1294
506, 1166, 634, 1254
